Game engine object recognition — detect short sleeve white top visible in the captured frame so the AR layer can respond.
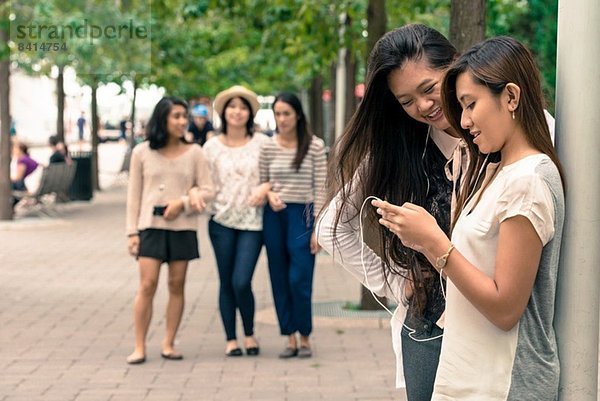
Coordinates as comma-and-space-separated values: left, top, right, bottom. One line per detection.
432, 153, 562, 400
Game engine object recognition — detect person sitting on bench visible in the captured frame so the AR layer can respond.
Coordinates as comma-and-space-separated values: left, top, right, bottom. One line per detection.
11, 141, 39, 206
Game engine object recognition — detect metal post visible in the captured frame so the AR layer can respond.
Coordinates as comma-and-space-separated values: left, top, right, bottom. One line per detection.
335, 47, 347, 140
335, 12, 347, 140
555, 0, 600, 399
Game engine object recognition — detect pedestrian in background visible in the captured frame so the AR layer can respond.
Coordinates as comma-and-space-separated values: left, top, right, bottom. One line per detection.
375, 36, 565, 400
48, 135, 67, 164
119, 117, 129, 141
125, 96, 214, 364
77, 112, 86, 142
202, 85, 267, 357
11, 141, 39, 206
254, 92, 327, 358
188, 104, 215, 146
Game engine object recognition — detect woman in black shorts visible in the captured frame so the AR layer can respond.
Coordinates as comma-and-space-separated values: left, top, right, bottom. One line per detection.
125, 96, 214, 364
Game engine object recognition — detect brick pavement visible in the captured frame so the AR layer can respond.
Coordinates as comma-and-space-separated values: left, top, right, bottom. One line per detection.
0, 181, 406, 401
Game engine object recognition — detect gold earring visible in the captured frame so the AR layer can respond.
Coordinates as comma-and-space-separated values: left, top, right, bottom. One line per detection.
512, 111, 515, 120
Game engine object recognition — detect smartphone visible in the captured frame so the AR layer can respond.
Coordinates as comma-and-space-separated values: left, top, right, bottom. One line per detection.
153, 205, 166, 216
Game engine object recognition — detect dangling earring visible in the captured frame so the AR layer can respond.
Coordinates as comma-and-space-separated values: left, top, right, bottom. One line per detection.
512, 111, 515, 120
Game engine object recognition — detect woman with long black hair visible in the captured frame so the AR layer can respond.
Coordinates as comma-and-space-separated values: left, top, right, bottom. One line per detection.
316, 24, 462, 400
255, 92, 327, 358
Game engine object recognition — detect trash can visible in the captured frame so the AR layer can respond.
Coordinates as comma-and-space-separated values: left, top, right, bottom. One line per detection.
69, 151, 93, 201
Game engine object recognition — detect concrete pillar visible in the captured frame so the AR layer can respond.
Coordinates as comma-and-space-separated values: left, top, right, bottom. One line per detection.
555, 0, 600, 399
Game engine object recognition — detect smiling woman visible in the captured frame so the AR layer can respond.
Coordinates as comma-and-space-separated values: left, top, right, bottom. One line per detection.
387, 58, 448, 130
201, 85, 268, 358
316, 24, 461, 401
374, 36, 566, 400
125, 96, 215, 365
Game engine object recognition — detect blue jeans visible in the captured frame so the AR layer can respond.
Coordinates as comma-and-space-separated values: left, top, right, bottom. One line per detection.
208, 219, 263, 341
263, 203, 315, 336
401, 314, 443, 401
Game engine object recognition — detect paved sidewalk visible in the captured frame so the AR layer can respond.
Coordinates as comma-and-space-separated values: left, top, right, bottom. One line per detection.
0, 181, 405, 401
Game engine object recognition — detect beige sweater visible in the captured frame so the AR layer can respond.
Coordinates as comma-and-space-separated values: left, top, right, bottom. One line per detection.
126, 142, 214, 235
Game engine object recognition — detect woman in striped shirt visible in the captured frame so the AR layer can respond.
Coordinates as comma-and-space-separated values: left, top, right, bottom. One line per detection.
257, 92, 327, 358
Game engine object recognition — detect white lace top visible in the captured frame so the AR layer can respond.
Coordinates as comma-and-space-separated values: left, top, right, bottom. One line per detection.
203, 133, 268, 230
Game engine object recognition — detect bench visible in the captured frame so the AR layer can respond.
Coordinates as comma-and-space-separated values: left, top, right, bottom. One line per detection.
13, 162, 77, 214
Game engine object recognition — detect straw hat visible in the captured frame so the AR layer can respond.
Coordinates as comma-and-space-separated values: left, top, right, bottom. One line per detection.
213, 85, 260, 116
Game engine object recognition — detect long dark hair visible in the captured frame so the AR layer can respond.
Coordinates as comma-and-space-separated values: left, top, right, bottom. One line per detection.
273, 92, 313, 171
442, 36, 565, 224
324, 24, 457, 312
220, 96, 255, 136
146, 96, 188, 150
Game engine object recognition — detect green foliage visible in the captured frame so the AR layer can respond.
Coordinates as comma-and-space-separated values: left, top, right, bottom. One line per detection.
387, 0, 449, 34
149, 0, 352, 98
487, 0, 557, 110
9, 0, 559, 111
10, 0, 150, 86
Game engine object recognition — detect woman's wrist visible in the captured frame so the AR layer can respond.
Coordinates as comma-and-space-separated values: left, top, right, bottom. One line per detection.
127, 233, 139, 238
426, 234, 452, 267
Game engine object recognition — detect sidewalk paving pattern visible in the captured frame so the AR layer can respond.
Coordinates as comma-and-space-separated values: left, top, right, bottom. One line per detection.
0, 164, 405, 400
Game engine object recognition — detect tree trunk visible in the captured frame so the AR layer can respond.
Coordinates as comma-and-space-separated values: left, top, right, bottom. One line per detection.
129, 75, 138, 149
91, 82, 100, 191
0, 21, 12, 220
366, 0, 387, 64
344, 49, 357, 125
56, 65, 65, 142
308, 75, 324, 139
359, 0, 388, 310
450, 0, 486, 52
343, 14, 357, 125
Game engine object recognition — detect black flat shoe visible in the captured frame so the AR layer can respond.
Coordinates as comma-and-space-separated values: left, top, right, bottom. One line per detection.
246, 346, 260, 356
226, 347, 243, 357
278, 347, 298, 359
161, 352, 183, 360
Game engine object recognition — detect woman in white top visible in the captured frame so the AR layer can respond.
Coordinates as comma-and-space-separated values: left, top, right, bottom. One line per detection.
373, 36, 565, 400
202, 86, 268, 357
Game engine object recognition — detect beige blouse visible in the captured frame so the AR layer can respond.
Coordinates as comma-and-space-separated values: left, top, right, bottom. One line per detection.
126, 142, 214, 235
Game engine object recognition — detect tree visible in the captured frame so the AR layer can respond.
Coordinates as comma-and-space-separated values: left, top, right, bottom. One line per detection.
366, 0, 387, 63
11, 1, 76, 142
58, 0, 150, 190
0, 0, 11, 220
450, 0, 485, 52
358, 0, 387, 311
